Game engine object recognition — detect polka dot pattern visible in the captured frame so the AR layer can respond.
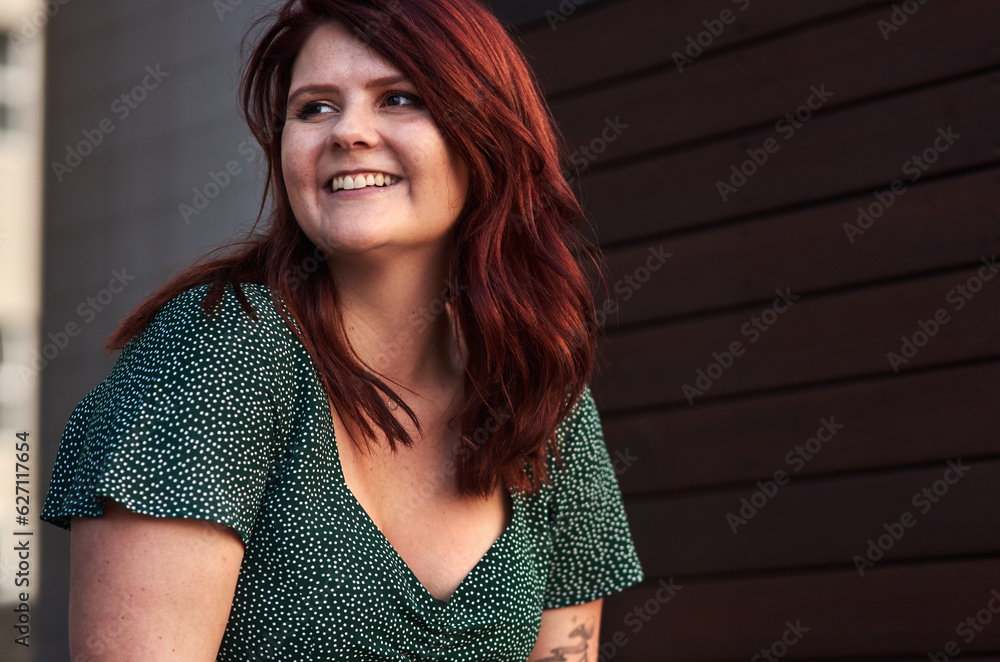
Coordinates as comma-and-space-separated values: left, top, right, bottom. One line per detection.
41, 282, 644, 660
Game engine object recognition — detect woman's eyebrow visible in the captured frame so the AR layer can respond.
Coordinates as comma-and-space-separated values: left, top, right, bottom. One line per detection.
288, 75, 411, 102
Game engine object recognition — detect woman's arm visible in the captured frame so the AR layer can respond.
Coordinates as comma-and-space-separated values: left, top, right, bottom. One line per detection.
528, 598, 603, 662
69, 498, 245, 661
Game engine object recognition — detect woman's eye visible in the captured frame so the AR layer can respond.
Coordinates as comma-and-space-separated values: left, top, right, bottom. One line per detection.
292, 92, 421, 119
296, 101, 334, 119
384, 91, 422, 108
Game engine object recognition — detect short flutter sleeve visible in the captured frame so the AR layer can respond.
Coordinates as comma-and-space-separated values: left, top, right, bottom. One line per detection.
40, 284, 290, 544
542, 386, 645, 610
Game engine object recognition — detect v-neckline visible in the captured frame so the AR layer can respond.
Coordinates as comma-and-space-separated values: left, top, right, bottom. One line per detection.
325, 399, 518, 610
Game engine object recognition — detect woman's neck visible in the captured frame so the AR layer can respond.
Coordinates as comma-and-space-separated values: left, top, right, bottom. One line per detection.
327, 243, 463, 397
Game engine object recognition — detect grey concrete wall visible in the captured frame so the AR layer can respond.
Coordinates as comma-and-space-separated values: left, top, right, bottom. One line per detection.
38, 0, 537, 657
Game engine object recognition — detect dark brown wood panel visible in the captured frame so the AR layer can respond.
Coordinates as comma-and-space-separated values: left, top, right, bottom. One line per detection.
598, 167, 1000, 325
601, 558, 1000, 660
520, 0, 881, 95
604, 360, 1000, 493
625, 458, 998, 577
594, 264, 1000, 410
519, 3, 1000, 660
581, 71, 999, 245
552, 0, 1000, 163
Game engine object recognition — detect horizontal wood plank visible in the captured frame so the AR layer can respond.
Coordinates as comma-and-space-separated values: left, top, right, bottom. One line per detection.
601, 558, 1000, 660
596, 167, 1000, 325
580, 71, 999, 245
594, 264, 1000, 410
603, 360, 1000, 493
624, 458, 999, 577
552, 0, 1000, 163
521, 0, 880, 96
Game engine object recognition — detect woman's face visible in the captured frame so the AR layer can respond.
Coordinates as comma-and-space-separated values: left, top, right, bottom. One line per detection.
281, 21, 469, 260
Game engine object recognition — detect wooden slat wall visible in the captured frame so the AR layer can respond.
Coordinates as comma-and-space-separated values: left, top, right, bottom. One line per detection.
507, 0, 1000, 658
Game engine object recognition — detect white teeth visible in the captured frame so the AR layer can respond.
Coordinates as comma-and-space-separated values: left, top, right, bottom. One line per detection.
331, 172, 398, 192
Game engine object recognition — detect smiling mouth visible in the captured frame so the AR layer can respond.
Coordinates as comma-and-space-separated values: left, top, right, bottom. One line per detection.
328, 172, 402, 193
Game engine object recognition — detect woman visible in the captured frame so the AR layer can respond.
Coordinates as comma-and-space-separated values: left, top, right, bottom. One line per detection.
40, 0, 643, 659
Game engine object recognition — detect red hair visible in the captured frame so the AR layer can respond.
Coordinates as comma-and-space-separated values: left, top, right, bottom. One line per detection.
105, 0, 606, 497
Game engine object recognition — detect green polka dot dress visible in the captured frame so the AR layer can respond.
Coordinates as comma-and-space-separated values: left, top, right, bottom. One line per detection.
41, 282, 644, 661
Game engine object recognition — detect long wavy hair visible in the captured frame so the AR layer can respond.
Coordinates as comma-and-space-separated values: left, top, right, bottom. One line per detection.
105, 0, 606, 497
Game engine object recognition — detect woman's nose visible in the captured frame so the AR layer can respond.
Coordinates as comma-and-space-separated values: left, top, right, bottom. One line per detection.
326, 101, 380, 150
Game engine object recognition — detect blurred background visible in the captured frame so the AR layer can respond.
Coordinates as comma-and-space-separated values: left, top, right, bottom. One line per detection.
0, 0, 43, 660
2, 0, 996, 659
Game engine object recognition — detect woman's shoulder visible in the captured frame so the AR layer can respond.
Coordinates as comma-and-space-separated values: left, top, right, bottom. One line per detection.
537, 382, 646, 608
541, 385, 604, 485
553, 385, 599, 447
110, 280, 306, 392
40, 285, 303, 540
129, 281, 294, 355
147, 281, 286, 333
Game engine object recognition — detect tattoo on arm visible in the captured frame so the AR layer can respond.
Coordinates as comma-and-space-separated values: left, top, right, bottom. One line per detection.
535, 616, 596, 662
